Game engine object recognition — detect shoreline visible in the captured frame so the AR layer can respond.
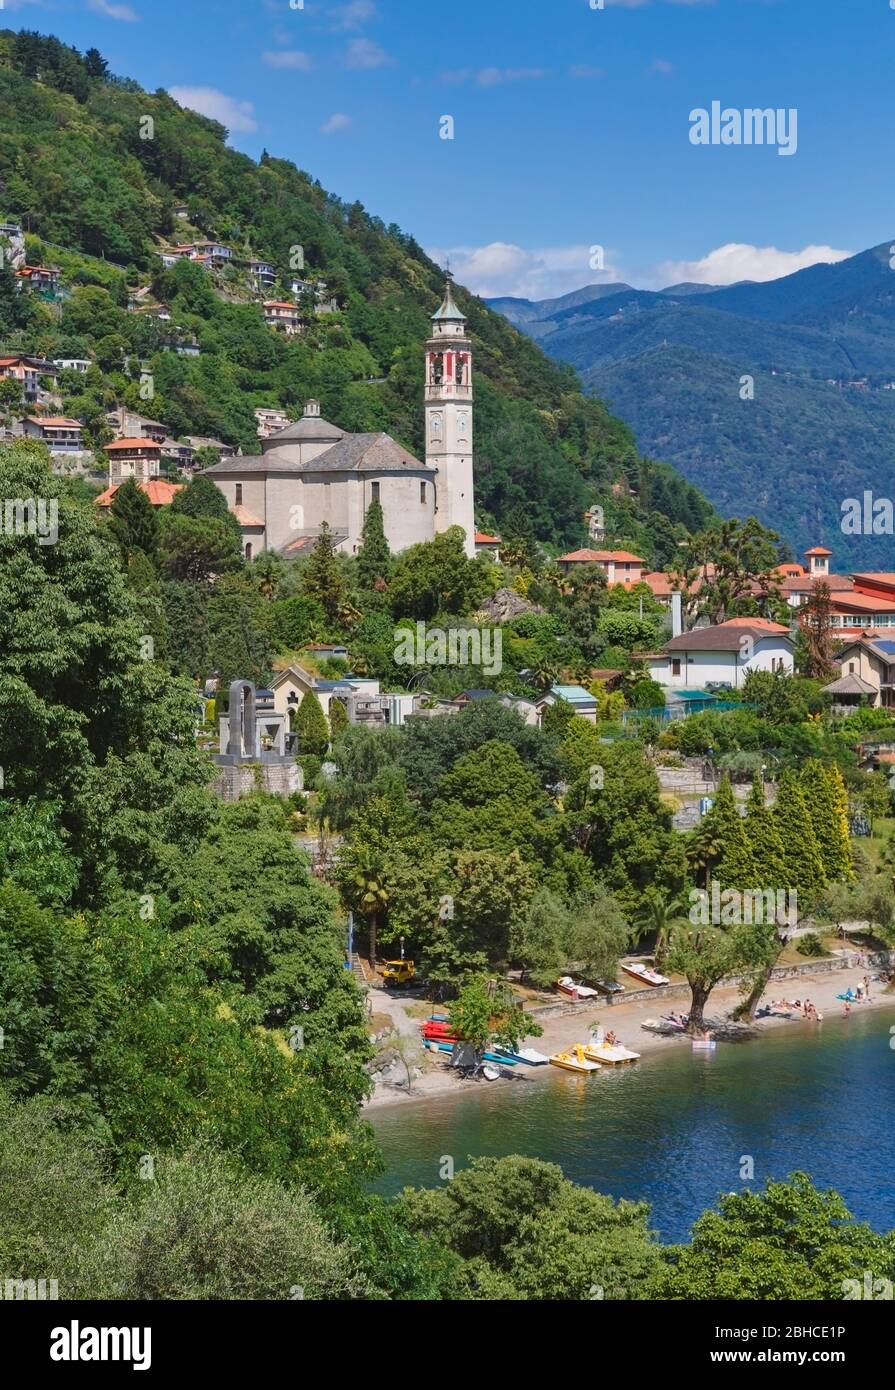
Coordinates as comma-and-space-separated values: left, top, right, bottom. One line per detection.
364, 963, 895, 1114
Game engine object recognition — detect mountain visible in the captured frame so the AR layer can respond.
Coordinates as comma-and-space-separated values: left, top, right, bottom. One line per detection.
489, 244, 895, 566
486, 283, 634, 340
0, 27, 714, 561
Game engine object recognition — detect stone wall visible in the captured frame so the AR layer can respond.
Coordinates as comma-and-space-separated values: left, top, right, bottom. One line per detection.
213, 761, 303, 801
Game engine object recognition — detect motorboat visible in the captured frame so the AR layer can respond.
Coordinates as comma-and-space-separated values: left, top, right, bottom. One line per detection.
549, 1044, 601, 1073
556, 976, 599, 1000
621, 962, 670, 987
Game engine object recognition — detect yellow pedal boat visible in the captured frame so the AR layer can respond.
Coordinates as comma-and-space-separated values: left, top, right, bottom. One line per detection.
549, 1044, 601, 1073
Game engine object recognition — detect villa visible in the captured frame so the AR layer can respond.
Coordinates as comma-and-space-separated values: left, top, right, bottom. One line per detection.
646, 617, 795, 689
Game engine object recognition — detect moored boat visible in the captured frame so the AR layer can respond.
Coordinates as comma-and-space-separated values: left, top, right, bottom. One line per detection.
621, 962, 670, 987
493, 1045, 550, 1066
556, 975, 600, 1000
549, 1044, 601, 1073
583, 1042, 640, 1065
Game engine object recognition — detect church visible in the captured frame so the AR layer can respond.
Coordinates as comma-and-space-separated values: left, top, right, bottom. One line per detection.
202, 282, 477, 560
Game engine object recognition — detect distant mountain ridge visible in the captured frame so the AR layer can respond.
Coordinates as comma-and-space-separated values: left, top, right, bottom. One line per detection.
487, 243, 895, 567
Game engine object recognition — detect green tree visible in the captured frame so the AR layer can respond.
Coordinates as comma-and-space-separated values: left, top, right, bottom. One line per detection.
302, 522, 346, 622
157, 510, 242, 583
511, 887, 570, 987
703, 776, 757, 891
295, 690, 330, 756
653, 1173, 894, 1300
108, 477, 159, 560
743, 772, 788, 884
356, 498, 391, 591
389, 527, 491, 620
398, 1156, 662, 1301
772, 768, 826, 899
800, 760, 852, 881
329, 696, 349, 741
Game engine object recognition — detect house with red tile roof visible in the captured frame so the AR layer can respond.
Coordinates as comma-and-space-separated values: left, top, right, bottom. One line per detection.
263, 301, 302, 335
556, 548, 646, 585
474, 530, 501, 560
0, 354, 58, 403
96, 479, 183, 507
23, 416, 84, 457
16, 264, 60, 294
104, 437, 163, 485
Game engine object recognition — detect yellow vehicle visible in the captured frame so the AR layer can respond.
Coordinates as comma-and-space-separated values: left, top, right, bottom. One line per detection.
381, 959, 416, 986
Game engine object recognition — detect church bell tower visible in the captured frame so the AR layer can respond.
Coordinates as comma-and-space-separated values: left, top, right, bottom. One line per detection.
425, 280, 476, 557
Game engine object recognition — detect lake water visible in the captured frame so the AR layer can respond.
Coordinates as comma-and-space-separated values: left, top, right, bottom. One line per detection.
370, 1007, 895, 1242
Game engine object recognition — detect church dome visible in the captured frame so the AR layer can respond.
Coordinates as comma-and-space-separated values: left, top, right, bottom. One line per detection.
262, 399, 344, 452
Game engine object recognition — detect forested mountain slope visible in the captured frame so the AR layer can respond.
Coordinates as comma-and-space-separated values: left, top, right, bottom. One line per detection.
491, 242, 895, 566
0, 28, 713, 557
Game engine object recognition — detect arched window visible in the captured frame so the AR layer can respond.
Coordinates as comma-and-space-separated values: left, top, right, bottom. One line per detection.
244, 542, 253, 561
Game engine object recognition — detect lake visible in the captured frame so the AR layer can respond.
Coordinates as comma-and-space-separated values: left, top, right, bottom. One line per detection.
370, 1007, 895, 1241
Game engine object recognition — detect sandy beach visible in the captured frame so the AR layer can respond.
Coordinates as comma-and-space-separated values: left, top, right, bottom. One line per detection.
365, 960, 895, 1112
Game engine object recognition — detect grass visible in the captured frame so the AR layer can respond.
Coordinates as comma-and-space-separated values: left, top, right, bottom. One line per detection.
857, 816, 895, 871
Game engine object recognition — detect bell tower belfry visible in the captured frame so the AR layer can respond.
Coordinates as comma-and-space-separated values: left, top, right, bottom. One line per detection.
425, 280, 476, 557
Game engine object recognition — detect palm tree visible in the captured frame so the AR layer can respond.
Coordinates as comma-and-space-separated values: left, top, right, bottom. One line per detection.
343, 842, 390, 966
688, 818, 724, 890
633, 887, 689, 970
528, 652, 561, 693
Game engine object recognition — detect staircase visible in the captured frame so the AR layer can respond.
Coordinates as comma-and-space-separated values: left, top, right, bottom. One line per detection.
348, 951, 370, 984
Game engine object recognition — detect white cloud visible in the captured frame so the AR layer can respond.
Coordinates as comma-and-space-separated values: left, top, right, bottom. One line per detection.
656, 241, 853, 286
569, 65, 606, 79
320, 112, 352, 135
425, 242, 624, 301
648, 58, 675, 75
262, 50, 312, 70
345, 37, 392, 69
441, 67, 551, 87
168, 86, 258, 133
88, 0, 139, 19
328, 0, 377, 29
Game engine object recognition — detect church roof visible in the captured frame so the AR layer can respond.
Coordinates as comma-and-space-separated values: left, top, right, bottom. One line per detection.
263, 413, 344, 447
203, 432, 433, 476
299, 432, 433, 473
432, 280, 465, 321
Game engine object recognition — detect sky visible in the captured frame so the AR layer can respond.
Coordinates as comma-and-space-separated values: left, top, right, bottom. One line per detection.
6, 0, 895, 299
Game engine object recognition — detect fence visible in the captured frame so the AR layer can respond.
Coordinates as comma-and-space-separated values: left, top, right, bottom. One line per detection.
623, 700, 755, 725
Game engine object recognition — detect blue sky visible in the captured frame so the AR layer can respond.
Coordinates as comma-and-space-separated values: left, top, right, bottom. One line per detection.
8, 0, 895, 297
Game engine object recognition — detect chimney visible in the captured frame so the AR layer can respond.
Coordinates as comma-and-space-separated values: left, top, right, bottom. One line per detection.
671, 591, 683, 639
304, 399, 321, 418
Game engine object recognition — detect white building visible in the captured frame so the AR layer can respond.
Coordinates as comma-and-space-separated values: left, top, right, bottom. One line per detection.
646, 618, 795, 689
202, 282, 477, 560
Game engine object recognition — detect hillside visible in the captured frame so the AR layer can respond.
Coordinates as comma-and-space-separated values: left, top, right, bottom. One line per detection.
490, 243, 895, 566
0, 27, 714, 560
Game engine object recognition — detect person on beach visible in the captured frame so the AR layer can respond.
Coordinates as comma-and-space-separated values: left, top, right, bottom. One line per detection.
844, 1000, 851, 1018
864, 975, 872, 1001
